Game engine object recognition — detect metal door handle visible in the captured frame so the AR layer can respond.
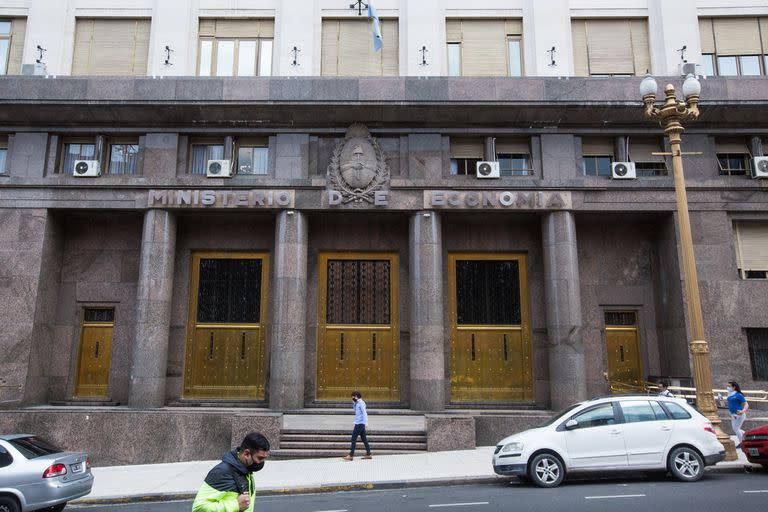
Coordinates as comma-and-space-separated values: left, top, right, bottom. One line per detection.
241, 332, 246, 359
94, 341, 100, 358
209, 333, 214, 359
610, 429, 621, 435
372, 334, 376, 361
661, 426, 672, 431
340, 333, 344, 360
471, 334, 476, 361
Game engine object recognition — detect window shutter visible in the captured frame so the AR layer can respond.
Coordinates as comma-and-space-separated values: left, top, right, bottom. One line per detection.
381, 20, 399, 76
337, 18, 379, 76
211, 19, 274, 38
198, 19, 216, 37
571, 20, 589, 76
582, 137, 614, 156
446, 19, 462, 42
699, 18, 715, 54
460, 20, 508, 76
736, 222, 768, 272
629, 138, 663, 162
714, 17, 762, 55
630, 19, 651, 75
716, 139, 750, 154
450, 138, 484, 159
761, 18, 768, 53
321, 19, 340, 75
73, 19, 150, 75
505, 19, 523, 36
7, 17, 26, 74
586, 19, 634, 75
496, 138, 529, 155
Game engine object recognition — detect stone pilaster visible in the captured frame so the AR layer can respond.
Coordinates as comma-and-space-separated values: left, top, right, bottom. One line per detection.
542, 211, 587, 409
128, 209, 176, 408
269, 210, 308, 410
409, 211, 445, 411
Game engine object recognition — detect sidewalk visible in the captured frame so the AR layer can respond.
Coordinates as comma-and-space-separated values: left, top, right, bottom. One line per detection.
75, 438, 760, 504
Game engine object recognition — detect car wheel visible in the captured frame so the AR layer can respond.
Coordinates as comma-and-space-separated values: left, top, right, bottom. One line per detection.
668, 446, 704, 482
528, 453, 565, 488
0, 496, 20, 512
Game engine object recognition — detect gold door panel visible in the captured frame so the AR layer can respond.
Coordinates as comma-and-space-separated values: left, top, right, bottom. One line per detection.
183, 252, 269, 400
449, 253, 533, 403
317, 252, 399, 402
74, 309, 115, 398
605, 312, 643, 392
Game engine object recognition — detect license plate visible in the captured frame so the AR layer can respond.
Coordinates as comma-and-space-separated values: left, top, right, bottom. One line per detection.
748, 448, 759, 457
71, 462, 85, 474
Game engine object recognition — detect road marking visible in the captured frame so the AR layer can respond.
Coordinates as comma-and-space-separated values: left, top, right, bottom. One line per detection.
743, 490, 768, 493
585, 494, 646, 500
312, 509, 349, 512
429, 502, 490, 508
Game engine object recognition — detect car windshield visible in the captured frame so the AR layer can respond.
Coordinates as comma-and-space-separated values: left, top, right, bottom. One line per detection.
8, 437, 62, 459
539, 403, 582, 427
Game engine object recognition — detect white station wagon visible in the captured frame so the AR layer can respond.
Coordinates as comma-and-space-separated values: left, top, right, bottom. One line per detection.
493, 395, 726, 487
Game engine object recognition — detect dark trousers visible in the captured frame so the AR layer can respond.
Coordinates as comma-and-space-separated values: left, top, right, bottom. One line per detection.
349, 423, 371, 455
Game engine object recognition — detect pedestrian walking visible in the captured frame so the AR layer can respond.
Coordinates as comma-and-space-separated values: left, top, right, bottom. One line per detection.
725, 380, 749, 447
192, 432, 270, 512
657, 380, 674, 398
343, 390, 372, 461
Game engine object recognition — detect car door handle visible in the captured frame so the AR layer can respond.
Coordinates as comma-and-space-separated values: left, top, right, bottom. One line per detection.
661, 426, 672, 431
610, 429, 621, 435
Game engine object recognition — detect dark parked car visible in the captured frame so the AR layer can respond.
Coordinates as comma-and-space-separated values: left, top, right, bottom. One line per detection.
741, 424, 768, 468
0, 435, 93, 512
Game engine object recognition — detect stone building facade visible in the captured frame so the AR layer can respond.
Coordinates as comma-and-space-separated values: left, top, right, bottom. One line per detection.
1, 0, 768, 463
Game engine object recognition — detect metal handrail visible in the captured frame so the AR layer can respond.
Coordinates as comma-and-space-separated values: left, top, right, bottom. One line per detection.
608, 380, 768, 403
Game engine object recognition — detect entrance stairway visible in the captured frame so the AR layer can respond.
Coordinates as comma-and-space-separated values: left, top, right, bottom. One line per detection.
271, 413, 428, 459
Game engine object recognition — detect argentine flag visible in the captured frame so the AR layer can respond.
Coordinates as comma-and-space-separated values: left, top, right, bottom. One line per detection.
368, 2, 383, 52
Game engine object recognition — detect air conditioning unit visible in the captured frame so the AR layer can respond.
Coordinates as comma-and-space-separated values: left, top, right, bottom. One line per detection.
476, 161, 500, 179
611, 161, 636, 180
752, 156, 768, 178
678, 62, 699, 77
73, 160, 101, 177
206, 159, 232, 178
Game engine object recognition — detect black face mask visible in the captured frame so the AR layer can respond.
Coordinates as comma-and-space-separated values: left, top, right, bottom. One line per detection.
247, 460, 265, 472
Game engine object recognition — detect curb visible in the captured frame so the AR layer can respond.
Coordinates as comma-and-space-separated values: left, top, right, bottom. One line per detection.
72, 476, 503, 505
72, 465, 763, 506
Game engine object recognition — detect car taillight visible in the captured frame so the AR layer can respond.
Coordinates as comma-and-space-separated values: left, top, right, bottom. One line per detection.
704, 422, 716, 435
43, 463, 67, 478
86, 457, 91, 469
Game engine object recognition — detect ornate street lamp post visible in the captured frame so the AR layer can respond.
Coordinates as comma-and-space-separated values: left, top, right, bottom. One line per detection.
640, 74, 737, 461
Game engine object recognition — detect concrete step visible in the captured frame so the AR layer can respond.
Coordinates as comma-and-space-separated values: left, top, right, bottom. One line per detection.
270, 449, 419, 460
281, 433, 426, 442
280, 441, 427, 450
281, 429, 424, 436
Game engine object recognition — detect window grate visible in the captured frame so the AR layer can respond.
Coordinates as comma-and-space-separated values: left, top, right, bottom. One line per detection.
747, 329, 768, 381
84, 308, 114, 323
605, 311, 636, 326
327, 260, 390, 325
197, 258, 262, 323
456, 259, 521, 325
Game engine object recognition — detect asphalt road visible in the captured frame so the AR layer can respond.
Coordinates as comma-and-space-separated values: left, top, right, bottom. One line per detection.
69, 472, 768, 512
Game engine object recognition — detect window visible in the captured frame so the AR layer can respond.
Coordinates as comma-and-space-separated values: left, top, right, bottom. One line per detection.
716, 139, 751, 176
571, 403, 616, 429
0, 134, 8, 173
60, 140, 96, 174
0, 446, 12, 468
620, 400, 658, 423
72, 19, 150, 75
496, 138, 532, 176
455, 259, 521, 325
197, 19, 274, 77
582, 137, 614, 177
572, 19, 650, 76
236, 138, 269, 175
650, 401, 669, 420
8, 437, 61, 459
734, 221, 768, 280
699, 17, 768, 76
747, 329, 768, 381
190, 142, 224, 175
450, 138, 483, 176
445, 19, 523, 76
661, 402, 691, 420
322, 18, 398, 76
629, 137, 667, 177
0, 18, 26, 75
108, 140, 139, 175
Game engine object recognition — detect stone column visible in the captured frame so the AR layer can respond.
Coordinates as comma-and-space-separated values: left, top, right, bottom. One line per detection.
269, 210, 308, 410
128, 209, 177, 408
409, 211, 445, 411
542, 211, 587, 410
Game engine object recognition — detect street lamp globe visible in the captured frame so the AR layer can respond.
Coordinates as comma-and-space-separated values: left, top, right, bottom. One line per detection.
682, 73, 702, 99
639, 74, 658, 98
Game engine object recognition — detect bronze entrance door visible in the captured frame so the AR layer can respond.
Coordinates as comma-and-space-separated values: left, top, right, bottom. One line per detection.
449, 253, 533, 403
317, 252, 399, 402
74, 308, 115, 398
183, 252, 269, 400
605, 311, 643, 392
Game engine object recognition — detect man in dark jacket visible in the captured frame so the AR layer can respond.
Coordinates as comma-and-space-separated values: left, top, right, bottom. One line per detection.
192, 432, 270, 512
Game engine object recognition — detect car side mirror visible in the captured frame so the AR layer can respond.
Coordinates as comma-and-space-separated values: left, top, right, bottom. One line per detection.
565, 419, 578, 430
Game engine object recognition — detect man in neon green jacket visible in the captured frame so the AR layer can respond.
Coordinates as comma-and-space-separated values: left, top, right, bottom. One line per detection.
192, 432, 270, 512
